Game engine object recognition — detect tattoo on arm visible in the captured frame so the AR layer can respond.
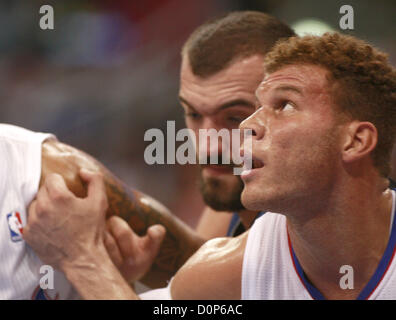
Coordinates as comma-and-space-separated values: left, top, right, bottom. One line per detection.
103, 174, 205, 287
41, 140, 204, 288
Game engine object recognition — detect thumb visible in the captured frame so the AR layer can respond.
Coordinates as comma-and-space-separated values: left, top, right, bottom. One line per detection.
44, 173, 70, 194
45, 173, 74, 198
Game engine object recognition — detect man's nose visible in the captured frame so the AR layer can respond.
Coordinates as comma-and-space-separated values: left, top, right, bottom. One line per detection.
239, 108, 265, 141
198, 119, 229, 161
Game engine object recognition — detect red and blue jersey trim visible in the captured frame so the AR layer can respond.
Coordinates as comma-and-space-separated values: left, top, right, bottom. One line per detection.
287, 231, 326, 300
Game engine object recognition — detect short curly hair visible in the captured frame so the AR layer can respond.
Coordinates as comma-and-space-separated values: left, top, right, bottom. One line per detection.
264, 32, 396, 177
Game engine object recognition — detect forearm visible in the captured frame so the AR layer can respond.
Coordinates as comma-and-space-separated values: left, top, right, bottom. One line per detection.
41, 140, 205, 287
63, 244, 139, 300
69, 146, 206, 287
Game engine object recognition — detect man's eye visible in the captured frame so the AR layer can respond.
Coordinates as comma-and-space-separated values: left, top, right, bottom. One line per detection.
277, 101, 295, 111
228, 116, 243, 123
283, 102, 295, 111
185, 112, 201, 119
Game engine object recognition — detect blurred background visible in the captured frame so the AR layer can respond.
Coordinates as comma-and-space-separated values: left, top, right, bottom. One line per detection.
0, 0, 395, 227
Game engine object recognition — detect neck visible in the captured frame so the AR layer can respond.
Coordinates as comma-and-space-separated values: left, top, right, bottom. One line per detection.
287, 176, 394, 299
237, 209, 260, 229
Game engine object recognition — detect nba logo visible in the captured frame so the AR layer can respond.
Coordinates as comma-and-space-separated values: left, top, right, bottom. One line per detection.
7, 211, 24, 242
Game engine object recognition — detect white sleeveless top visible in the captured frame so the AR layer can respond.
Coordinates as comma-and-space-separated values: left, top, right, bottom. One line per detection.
0, 124, 78, 299
242, 190, 396, 300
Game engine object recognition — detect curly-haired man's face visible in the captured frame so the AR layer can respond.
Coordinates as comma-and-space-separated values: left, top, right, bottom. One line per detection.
240, 64, 345, 215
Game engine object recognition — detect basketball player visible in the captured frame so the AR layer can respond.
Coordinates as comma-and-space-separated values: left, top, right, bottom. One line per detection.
0, 123, 192, 298
178, 11, 295, 239
24, 32, 396, 300
104, 12, 396, 287
0, 124, 69, 299
2, 11, 296, 298
103, 11, 295, 283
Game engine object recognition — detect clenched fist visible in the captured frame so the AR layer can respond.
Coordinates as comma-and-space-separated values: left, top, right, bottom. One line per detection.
24, 169, 109, 271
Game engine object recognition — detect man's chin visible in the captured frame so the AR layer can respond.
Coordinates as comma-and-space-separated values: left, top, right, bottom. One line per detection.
203, 194, 245, 212
241, 189, 290, 213
241, 188, 268, 212
200, 174, 245, 212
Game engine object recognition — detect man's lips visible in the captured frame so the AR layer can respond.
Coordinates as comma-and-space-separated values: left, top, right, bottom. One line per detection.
252, 158, 264, 169
241, 156, 264, 178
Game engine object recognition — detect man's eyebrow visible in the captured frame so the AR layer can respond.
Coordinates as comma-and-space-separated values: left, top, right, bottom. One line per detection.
255, 84, 303, 98
178, 96, 196, 111
274, 85, 303, 95
219, 99, 255, 110
179, 96, 254, 112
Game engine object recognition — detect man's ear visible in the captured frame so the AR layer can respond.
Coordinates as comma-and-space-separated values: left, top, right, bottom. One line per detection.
342, 121, 378, 164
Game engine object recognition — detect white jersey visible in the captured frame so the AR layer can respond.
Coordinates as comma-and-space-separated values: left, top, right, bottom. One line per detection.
242, 189, 396, 300
0, 124, 78, 300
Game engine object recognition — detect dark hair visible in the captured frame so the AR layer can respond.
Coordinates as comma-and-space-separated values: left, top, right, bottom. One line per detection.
182, 11, 296, 78
264, 32, 396, 177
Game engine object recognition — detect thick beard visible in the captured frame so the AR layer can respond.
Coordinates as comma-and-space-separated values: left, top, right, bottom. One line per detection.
199, 172, 245, 212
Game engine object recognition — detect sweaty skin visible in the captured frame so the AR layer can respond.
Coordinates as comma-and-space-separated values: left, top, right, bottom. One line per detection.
240, 64, 394, 299
25, 62, 395, 299
24, 50, 396, 299
174, 64, 395, 300
40, 139, 205, 288
35, 55, 266, 288
170, 232, 248, 299
26, 167, 247, 300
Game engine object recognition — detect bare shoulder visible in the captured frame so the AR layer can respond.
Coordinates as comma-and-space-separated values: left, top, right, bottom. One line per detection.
170, 231, 249, 300
195, 206, 233, 239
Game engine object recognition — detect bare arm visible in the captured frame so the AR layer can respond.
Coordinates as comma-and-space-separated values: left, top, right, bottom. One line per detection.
40, 139, 205, 287
62, 242, 139, 300
26, 170, 139, 300
170, 233, 247, 300
25, 170, 246, 300
62, 231, 247, 300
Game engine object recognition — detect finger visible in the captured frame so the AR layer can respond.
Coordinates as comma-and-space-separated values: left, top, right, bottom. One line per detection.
79, 169, 107, 206
107, 216, 136, 259
145, 224, 166, 252
104, 230, 123, 268
45, 173, 73, 201
124, 224, 165, 271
